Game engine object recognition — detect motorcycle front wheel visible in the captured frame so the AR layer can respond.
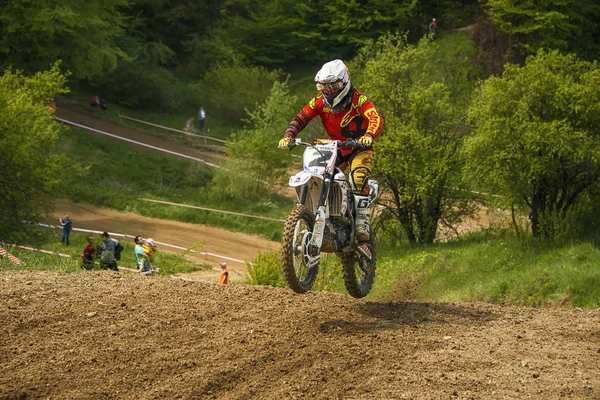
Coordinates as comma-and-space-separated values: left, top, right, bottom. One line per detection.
281, 205, 319, 293
342, 235, 376, 298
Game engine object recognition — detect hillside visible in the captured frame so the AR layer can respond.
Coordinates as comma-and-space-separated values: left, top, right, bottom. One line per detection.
55, 100, 227, 164
49, 199, 280, 282
2, 270, 599, 399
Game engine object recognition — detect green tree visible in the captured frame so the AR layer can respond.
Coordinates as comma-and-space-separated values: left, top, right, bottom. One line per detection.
214, 0, 303, 66
191, 62, 285, 125
362, 34, 479, 244
465, 50, 600, 238
0, 63, 72, 241
207, 0, 419, 67
322, 0, 418, 47
0, 0, 129, 79
127, 0, 224, 57
212, 80, 298, 200
292, 0, 419, 60
483, 0, 600, 60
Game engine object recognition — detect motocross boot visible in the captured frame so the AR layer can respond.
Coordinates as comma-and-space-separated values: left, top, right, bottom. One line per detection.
354, 194, 370, 242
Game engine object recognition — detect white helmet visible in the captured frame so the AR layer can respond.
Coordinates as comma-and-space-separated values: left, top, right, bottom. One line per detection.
315, 59, 352, 113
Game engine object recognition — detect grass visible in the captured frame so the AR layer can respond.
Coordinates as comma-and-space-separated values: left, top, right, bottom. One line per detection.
0, 231, 209, 275
244, 250, 346, 292
5, 226, 600, 309
243, 228, 600, 309
373, 229, 600, 309
57, 127, 290, 241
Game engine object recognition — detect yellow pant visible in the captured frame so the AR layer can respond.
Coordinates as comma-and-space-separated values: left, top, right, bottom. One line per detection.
338, 149, 372, 195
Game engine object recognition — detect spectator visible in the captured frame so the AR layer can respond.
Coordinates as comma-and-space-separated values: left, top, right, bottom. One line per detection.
59, 215, 72, 246
46, 97, 56, 114
218, 262, 229, 285
429, 18, 439, 39
81, 236, 96, 270
99, 98, 107, 111
143, 238, 158, 273
134, 235, 146, 270
90, 95, 100, 108
99, 232, 119, 271
198, 106, 206, 132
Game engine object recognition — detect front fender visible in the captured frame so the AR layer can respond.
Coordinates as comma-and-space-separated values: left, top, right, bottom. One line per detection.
289, 171, 322, 187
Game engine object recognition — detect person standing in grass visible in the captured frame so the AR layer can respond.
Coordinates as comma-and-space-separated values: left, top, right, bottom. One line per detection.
218, 262, 229, 284
99, 232, 119, 271
198, 106, 206, 132
134, 235, 146, 270
141, 238, 158, 275
81, 236, 96, 270
429, 18, 439, 39
59, 215, 72, 246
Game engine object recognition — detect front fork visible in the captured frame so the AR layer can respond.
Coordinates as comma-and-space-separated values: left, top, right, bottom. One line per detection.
300, 176, 332, 267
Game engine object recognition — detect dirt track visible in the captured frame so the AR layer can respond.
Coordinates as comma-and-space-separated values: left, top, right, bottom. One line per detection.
1, 270, 599, 399
55, 103, 227, 165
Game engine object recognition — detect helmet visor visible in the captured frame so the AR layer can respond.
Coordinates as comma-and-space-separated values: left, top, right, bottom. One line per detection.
316, 80, 344, 94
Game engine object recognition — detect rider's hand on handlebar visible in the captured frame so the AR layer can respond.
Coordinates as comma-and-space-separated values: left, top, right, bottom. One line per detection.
357, 134, 373, 148
278, 136, 292, 149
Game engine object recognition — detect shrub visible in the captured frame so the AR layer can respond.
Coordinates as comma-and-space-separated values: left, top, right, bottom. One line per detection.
190, 63, 284, 126
90, 63, 194, 112
245, 250, 286, 287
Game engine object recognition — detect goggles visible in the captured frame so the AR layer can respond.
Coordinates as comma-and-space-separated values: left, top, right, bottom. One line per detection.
316, 80, 344, 94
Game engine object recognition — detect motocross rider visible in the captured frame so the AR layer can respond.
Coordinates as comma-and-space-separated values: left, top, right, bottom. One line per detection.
279, 59, 383, 242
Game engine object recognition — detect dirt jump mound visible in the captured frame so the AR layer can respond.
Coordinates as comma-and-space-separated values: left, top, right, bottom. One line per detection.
1, 271, 598, 399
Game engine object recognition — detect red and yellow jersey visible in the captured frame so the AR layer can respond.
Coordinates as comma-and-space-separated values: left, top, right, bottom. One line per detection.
285, 89, 383, 155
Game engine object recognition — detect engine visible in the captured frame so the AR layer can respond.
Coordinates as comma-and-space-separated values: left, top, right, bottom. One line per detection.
320, 218, 352, 253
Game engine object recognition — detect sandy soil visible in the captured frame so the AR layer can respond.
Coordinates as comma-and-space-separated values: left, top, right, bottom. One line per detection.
1, 270, 599, 399
50, 200, 280, 283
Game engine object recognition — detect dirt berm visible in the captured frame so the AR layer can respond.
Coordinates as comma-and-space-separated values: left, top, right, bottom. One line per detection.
1, 271, 599, 399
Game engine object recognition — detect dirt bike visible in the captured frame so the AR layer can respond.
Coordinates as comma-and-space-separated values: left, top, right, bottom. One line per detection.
280, 138, 378, 298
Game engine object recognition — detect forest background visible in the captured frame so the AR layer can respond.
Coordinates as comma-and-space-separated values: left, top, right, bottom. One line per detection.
2, 0, 600, 307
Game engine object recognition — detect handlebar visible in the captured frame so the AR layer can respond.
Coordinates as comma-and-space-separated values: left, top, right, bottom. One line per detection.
279, 138, 360, 150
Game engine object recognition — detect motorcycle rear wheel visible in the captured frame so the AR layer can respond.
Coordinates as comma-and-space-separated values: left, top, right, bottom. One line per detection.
342, 235, 376, 298
281, 205, 319, 293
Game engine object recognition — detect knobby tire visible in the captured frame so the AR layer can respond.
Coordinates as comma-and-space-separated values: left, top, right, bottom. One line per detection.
342, 235, 376, 298
281, 205, 318, 293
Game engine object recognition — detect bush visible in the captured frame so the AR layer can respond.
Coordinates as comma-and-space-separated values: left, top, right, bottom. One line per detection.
0, 63, 73, 242
211, 79, 299, 203
90, 62, 194, 112
190, 63, 284, 126
245, 250, 286, 287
